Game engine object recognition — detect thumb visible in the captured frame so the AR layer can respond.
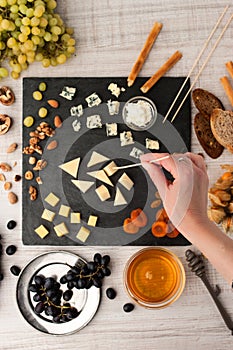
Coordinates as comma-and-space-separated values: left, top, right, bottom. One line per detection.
141, 161, 168, 200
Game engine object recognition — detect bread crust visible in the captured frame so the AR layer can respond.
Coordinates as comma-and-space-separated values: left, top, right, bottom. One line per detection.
194, 112, 224, 158
210, 109, 233, 154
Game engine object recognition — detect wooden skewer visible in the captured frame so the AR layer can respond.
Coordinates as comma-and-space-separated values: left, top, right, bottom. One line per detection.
226, 61, 233, 80
220, 76, 233, 107
162, 5, 229, 124
113, 155, 170, 170
170, 13, 233, 124
127, 22, 163, 87
140, 50, 182, 93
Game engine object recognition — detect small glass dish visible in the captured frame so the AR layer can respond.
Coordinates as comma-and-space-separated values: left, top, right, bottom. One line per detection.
122, 96, 157, 131
124, 247, 186, 309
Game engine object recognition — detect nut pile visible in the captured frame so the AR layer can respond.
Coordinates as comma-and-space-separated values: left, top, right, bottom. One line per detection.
208, 164, 233, 233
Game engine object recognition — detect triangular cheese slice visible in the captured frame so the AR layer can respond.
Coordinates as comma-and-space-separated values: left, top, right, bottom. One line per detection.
59, 157, 80, 178
114, 187, 127, 206
87, 170, 113, 187
87, 151, 109, 167
71, 179, 94, 193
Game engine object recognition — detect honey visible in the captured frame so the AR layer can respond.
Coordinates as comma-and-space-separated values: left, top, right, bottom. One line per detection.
124, 247, 185, 308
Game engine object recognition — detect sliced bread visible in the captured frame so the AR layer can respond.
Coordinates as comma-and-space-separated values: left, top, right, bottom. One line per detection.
210, 109, 233, 153
192, 88, 224, 117
194, 113, 224, 158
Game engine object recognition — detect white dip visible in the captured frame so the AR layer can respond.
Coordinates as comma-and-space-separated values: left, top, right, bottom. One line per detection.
125, 100, 153, 127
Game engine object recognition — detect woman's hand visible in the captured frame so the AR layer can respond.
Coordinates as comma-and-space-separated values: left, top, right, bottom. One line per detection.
140, 152, 209, 232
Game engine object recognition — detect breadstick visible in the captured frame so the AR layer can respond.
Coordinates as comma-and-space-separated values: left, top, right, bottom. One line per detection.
127, 22, 163, 87
220, 76, 233, 107
226, 61, 233, 80
140, 51, 182, 93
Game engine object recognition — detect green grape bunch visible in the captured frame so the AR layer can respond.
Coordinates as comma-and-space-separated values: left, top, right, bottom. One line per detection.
0, 0, 76, 79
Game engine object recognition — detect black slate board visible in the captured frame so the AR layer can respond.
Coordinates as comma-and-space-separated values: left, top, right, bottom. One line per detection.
22, 77, 191, 246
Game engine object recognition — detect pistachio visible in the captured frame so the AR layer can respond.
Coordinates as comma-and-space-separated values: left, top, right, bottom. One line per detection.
0, 86, 15, 106
0, 162, 12, 172
0, 114, 12, 135
24, 170, 34, 180
47, 140, 58, 150
47, 99, 59, 108
54, 115, 62, 128
4, 182, 12, 191
7, 142, 18, 153
8, 191, 18, 204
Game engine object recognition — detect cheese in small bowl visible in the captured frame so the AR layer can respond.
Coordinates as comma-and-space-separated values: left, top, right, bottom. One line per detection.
122, 96, 157, 131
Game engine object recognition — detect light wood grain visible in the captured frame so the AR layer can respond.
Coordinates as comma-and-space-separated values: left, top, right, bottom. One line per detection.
0, 1, 233, 349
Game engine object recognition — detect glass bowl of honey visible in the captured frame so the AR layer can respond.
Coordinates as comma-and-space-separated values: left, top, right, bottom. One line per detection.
124, 247, 186, 309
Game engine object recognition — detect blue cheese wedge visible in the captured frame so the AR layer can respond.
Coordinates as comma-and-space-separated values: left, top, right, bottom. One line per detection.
145, 138, 160, 150
95, 184, 111, 201
87, 151, 109, 167
59, 204, 71, 217
41, 208, 56, 222
108, 83, 125, 98
70, 104, 83, 117
76, 226, 90, 242
59, 86, 76, 100
72, 119, 81, 132
120, 131, 134, 146
35, 224, 49, 239
87, 215, 98, 227
107, 100, 120, 115
106, 123, 117, 136
118, 173, 134, 191
114, 187, 127, 206
59, 157, 80, 178
54, 222, 69, 237
130, 147, 144, 159
86, 115, 102, 129
45, 192, 60, 207
70, 212, 81, 224
85, 92, 102, 107
71, 179, 94, 193
87, 170, 113, 186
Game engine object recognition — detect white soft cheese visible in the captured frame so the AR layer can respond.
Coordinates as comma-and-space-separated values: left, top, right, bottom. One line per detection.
125, 100, 153, 127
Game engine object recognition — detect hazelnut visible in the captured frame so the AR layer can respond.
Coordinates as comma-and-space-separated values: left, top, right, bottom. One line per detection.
4, 182, 12, 191
25, 170, 34, 180
29, 156, 36, 165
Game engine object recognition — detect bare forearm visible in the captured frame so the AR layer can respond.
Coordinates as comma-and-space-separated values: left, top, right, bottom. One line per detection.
180, 219, 233, 285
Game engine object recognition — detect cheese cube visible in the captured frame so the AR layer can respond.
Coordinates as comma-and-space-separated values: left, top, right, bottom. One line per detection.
87, 215, 98, 227
104, 161, 118, 176
118, 173, 134, 191
41, 208, 55, 222
45, 192, 60, 207
76, 226, 90, 242
95, 185, 111, 202
85, 93, 102, 107
120, 131, 134, 146
70, 212, 81, 224
145, 138, 160, 150
59, 204, 71, 217
130, 147, 144, 159
106, 123, 118, 136
107, 100, 120, 115
86, 115, 102, 129
35, 225, 49, 239
70, 104, 83, 117
54, 222, 69, 237
59, 86, 76, 100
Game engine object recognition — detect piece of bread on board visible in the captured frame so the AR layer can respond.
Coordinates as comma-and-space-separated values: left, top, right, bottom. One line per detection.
210, 109, 233, 154
192, 88, 224, 117
194, 113, 224, 158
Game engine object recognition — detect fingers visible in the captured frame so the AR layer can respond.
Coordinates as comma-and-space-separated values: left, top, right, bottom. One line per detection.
141, 152, 179, 179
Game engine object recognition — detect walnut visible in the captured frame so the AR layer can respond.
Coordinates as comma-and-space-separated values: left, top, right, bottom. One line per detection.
29, 185, 37, 201
0, 114, 12, 135
23, 146, 34, 155
0, 86, 15, 106
33, 159, 47, 171
29, 137, 40, 145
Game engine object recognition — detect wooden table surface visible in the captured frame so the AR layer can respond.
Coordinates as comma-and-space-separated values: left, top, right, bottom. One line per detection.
0, 1, 233, 349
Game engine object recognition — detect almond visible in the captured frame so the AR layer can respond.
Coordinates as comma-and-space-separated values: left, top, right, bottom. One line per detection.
4, 181, 12, 191
8, 191, 18, 204
7, 142, 18, 153
47, 99, 59, 108
0, 162, 12, 172
54, 115, 62, 128
47, 140, 58, 150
